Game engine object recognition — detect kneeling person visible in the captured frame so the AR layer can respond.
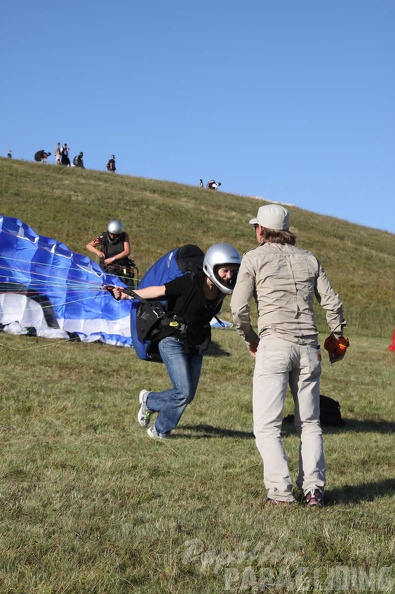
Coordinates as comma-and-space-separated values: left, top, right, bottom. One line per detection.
86, 220, 136, 286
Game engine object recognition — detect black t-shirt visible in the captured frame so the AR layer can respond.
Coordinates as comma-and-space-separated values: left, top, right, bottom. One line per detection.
164, 272, 223, 346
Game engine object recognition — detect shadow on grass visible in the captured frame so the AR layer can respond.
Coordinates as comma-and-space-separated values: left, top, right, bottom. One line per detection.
176, 424, 254, 439
179, 418, 395, 440
205, 340, 231, 357
282, 418, 395, 434
339, 418, 395, 433
327, 478, 395, 505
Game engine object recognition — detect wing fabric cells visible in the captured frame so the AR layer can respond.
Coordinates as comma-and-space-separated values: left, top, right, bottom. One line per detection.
0, 215, 132, 347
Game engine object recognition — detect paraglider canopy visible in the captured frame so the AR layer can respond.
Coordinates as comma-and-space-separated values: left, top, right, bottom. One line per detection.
0, 215, 133, 347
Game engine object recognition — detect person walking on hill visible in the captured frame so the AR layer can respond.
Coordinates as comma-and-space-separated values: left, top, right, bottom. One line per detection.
7, 150, 12, 159
107, 155, 116, 172
230, 204, 348, 508
114, 243, 241, 440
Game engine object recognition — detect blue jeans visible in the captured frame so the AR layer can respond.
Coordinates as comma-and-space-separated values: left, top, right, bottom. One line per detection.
146, 336, 203, 435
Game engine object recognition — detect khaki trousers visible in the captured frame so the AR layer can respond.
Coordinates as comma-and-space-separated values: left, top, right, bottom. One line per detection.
253, 334, 326, 501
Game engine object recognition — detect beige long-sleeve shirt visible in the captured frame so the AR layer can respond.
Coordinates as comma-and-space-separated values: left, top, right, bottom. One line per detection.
230, 242, 346, 347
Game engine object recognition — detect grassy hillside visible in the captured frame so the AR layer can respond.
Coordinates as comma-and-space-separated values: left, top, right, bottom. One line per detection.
0, 159, 394, 593
0, 158, 394, 338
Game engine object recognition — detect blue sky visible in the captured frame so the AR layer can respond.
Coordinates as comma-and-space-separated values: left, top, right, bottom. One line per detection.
1, 1, 394, 234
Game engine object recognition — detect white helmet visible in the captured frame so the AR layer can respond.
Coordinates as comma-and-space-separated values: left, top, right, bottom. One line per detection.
203, 243, 241, 295
107, 220, 123, 234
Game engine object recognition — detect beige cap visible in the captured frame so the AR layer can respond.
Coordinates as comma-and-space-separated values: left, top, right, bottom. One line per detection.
249, 204, 290, 230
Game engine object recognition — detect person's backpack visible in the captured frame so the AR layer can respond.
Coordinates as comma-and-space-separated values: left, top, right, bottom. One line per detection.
283, 394, 344, 427
73, 155, 79, 166
130, 244, 204, 361
34, 150, 44, 162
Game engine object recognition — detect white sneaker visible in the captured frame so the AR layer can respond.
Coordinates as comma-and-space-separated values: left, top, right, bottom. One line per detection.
137, 390, 151, 427
147, 425, 169, 440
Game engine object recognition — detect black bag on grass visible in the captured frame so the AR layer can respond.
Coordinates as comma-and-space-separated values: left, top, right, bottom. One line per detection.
319, 394, 344, 427
283, 394, 344, 427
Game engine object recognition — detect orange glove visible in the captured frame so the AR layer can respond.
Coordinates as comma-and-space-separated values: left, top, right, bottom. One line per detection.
324, 334, 349, 364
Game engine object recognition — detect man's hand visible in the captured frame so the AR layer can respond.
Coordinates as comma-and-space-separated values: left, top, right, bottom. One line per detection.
247, 338, 260, 357
324, 334, 349, 364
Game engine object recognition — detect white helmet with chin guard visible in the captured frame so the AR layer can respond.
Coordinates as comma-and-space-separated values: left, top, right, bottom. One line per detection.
203, 243, 241, 295
107, 220, 123, 235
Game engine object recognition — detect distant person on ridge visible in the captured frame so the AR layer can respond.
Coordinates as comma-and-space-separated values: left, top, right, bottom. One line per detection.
54, 142, 61, 165
107, 155, 116, 172
60, 143, 71, 166
73, 152, 84, 168
199, 179, 204, 187
34, 150, 51, 163
7, 150, 12, 159
206, 180, 221, 190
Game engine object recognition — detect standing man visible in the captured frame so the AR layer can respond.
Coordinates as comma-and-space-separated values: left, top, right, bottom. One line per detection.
55, 142, 61, 165
107, 155, 116, 172
60, 143, 70, 166
231, 204, 348, 507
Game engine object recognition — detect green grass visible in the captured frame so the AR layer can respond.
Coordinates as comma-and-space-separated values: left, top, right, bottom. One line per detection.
0, 159, 394, 593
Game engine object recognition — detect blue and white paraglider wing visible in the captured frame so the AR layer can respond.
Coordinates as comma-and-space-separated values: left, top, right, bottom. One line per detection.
0, 215, 133, 347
